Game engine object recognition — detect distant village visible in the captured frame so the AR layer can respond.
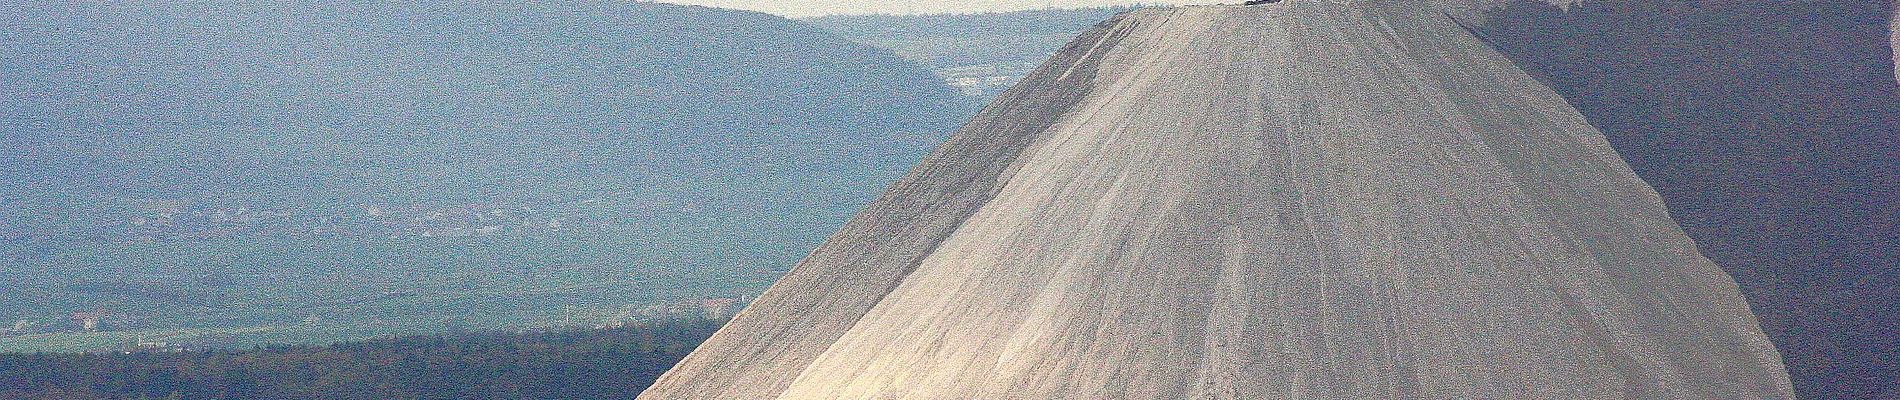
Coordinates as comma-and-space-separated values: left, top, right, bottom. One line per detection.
935, 63, 1030, 99
5, 310, 142, 337
3, 188, 768, 354
4, 295, 750, 354
14, 191, 711, 243
597, 297, 747, 330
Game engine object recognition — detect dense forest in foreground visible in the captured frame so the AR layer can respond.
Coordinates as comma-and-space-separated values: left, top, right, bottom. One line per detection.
0, 319, 720, 400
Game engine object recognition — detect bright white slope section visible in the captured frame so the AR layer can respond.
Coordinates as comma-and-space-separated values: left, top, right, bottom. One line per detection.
640, 2, 1795, 399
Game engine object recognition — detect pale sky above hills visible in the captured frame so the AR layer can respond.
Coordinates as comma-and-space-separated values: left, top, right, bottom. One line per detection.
648, 0, 1212, 17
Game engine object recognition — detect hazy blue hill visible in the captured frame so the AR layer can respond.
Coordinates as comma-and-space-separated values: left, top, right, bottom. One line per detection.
2, 0, 967, 222
0, 1, 969, 350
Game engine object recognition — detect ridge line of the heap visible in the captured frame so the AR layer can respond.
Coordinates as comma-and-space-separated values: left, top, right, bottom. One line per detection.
633, 11, 1146, 400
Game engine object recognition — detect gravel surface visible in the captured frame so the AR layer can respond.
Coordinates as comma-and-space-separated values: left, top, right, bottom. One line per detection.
641, 2, 1794, 399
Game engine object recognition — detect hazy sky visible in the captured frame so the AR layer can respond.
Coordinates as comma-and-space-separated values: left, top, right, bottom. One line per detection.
649, 0, 1211, 18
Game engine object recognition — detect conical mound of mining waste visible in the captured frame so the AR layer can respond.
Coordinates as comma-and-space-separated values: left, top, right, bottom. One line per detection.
639, 2, 1795, 399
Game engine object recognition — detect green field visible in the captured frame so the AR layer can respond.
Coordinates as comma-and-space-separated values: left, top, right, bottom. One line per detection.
0, 226, 807, 352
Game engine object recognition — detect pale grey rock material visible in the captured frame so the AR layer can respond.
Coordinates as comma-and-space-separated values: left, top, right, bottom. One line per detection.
639, 2, 1795, 399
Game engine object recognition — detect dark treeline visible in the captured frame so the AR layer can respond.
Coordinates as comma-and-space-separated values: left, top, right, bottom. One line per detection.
0, 319, 721, 400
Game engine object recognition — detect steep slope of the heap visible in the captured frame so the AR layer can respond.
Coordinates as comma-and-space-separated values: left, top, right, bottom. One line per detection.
639, 2, 1794, 399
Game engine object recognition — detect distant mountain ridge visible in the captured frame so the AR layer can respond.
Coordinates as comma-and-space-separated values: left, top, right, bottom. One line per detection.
2, 0, 970, 241
0, 1, 971, 351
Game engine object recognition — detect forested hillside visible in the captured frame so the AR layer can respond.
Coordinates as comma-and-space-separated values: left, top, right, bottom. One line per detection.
0, 1, 969, 351
2, 1, 966, 240
0, 319, 721, 400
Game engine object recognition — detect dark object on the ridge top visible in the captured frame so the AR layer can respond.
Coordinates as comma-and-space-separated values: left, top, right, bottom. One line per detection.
1245, 0, 1281, 4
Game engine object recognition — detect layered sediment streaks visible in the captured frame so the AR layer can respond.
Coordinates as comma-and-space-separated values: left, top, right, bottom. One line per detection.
642, 3, 1794, 399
